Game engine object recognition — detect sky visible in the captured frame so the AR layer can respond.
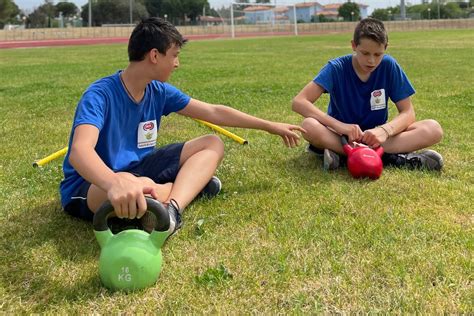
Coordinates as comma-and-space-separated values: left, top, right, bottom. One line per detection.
15, 0, 416, 15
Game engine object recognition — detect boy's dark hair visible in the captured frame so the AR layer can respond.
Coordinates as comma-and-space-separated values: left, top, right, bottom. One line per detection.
128, 17, 188, 62
353, 18, 388, 47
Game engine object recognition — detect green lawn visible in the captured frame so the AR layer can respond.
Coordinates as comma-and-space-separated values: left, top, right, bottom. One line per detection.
0, 29, 473, 313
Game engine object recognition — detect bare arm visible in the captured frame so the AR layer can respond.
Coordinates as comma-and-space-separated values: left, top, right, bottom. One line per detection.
178, 98, 306, 147
292, 81, 363, 142
69, 124, 158, 218
362, 96, 416, 147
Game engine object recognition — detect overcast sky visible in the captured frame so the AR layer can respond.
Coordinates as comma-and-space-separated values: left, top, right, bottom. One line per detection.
15, 0, 415, 15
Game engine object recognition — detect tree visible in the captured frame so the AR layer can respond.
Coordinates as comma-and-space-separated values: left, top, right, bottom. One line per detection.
27, 0, 56, 28
338, 2, 360, 21
144, 0, 163, 17
81, 0, 149, 26
0, 0, 20, 28
56, 2, 78, 17
443, 2, 465, 18
183, 0, 209, 23
371, 8, 390, 21
158, 0, 210, 25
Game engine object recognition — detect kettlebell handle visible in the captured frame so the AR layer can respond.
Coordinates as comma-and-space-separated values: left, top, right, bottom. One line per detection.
341, 135, 349, 146
93, 197, 170, 232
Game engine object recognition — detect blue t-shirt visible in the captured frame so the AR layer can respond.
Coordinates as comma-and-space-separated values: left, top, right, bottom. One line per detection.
60, 71, 190, 206
313, 54, 415, 131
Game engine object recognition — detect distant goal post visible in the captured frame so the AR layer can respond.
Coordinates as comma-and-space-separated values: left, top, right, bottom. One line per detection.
230, 2, 298, 38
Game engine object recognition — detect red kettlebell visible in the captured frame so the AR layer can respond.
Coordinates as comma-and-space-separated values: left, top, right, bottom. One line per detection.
341, 135, 384, 180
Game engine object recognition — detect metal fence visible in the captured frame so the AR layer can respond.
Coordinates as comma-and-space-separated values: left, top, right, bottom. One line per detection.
1, 19, 473, 42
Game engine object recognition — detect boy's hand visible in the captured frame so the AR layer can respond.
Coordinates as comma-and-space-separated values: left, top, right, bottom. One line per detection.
267, 123, 306, 148
107, 174, 159, 219
362, 127, 388, 148
337, 123, 363, 143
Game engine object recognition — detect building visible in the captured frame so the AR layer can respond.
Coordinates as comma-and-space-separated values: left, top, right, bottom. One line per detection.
294, 2, 324, 22
242, 2, 369, 24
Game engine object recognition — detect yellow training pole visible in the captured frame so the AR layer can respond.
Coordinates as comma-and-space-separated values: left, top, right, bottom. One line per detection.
193, 119, 248, 145
33, 147, 68, 167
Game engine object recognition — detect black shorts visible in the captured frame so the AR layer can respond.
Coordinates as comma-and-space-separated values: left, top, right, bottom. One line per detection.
63, 142, 184, 221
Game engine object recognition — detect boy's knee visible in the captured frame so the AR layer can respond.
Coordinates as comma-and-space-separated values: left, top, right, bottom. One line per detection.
301, 117, 325, 137
203, 134, 225, 157
424, 119, 443, 143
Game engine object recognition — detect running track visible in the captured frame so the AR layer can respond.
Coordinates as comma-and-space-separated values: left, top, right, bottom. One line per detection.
0, 31, 327, 49
0, 34, 232, 49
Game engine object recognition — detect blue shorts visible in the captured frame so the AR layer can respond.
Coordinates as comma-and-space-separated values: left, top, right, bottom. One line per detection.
63, 142, 184, 221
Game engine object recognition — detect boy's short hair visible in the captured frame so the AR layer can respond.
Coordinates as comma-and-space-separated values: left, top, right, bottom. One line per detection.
128, 17, 188, 62
353, 18, 388, 47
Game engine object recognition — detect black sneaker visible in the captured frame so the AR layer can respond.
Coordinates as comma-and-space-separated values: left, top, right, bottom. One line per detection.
198, 176, 222, 199
323, 149, 340, 170
141, 199, 183, 236
305, 143, 324, 157
383, 150, 443, 171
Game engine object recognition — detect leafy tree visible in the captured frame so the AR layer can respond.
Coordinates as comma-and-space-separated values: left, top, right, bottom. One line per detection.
56, 2, 78, 17
81, 0, 149, 26
443, 2, 465, 18
159, 0, 210, 24
183, 0, 209, 22
27, 0, 56, 28
0, 0, 20, 28
144, 0, 163, 17
371, 8, 390, 21
338, 2, 360, 21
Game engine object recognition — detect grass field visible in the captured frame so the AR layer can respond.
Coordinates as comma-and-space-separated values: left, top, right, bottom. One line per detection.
0, 29, 473, 313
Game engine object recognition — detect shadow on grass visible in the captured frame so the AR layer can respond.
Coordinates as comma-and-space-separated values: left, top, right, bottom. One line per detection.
278, 151, 349, 185
1, 199, 114, 310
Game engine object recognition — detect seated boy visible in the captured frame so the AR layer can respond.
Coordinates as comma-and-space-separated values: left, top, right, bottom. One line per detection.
60, 18, 305, 235
292, 18, 443, 171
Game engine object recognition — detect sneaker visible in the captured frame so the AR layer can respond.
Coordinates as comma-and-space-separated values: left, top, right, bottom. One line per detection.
198, 176, 222, 199
305, 143, 324, 157
323, 149, 340, 170
141, 199, 183, 236
383, 150, 443, 171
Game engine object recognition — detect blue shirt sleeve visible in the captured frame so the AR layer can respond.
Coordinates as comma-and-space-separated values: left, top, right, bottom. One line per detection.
162, 83, 191, 116
73, 89, 106, 131
387, 57, 415, 103
313, 63, 334, 93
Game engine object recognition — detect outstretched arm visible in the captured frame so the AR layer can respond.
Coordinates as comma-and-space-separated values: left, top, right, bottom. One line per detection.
292, 81, 363, 142
178, 98, 306, 147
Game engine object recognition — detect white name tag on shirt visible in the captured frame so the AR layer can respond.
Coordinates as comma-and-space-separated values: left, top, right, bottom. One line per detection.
137, 120, 157, 148
370, 89, 386, 110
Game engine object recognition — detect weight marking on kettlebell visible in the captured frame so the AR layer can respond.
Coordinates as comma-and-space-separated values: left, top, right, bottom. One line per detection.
118, 266, 132, 282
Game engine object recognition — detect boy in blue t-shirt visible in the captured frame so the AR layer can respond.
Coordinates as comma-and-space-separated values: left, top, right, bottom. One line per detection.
292, 18, 443, 171
60, 18, 305, 236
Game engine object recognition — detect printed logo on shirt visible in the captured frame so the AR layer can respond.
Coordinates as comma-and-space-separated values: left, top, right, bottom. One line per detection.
137, 120, 157, 148
370, 89, 386, 110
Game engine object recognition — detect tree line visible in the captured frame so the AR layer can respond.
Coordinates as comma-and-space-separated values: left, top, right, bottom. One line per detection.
1, 0, 472, 29
1, 0, 217, 28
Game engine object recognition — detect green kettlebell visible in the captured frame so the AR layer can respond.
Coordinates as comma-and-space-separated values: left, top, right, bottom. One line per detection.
93, 197, 170, 292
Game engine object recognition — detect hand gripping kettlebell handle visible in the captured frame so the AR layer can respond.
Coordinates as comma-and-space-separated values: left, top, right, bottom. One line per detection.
93, 197, 170, 232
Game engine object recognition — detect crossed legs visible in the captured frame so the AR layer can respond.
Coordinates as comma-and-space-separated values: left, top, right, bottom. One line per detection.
301, 118, 443, 154
86, 134, 224, 213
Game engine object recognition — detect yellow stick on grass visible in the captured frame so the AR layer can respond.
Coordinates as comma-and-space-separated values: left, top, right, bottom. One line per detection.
33, 120, 247, 168
33, 147, 68, 167
193, 119, 248, 145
